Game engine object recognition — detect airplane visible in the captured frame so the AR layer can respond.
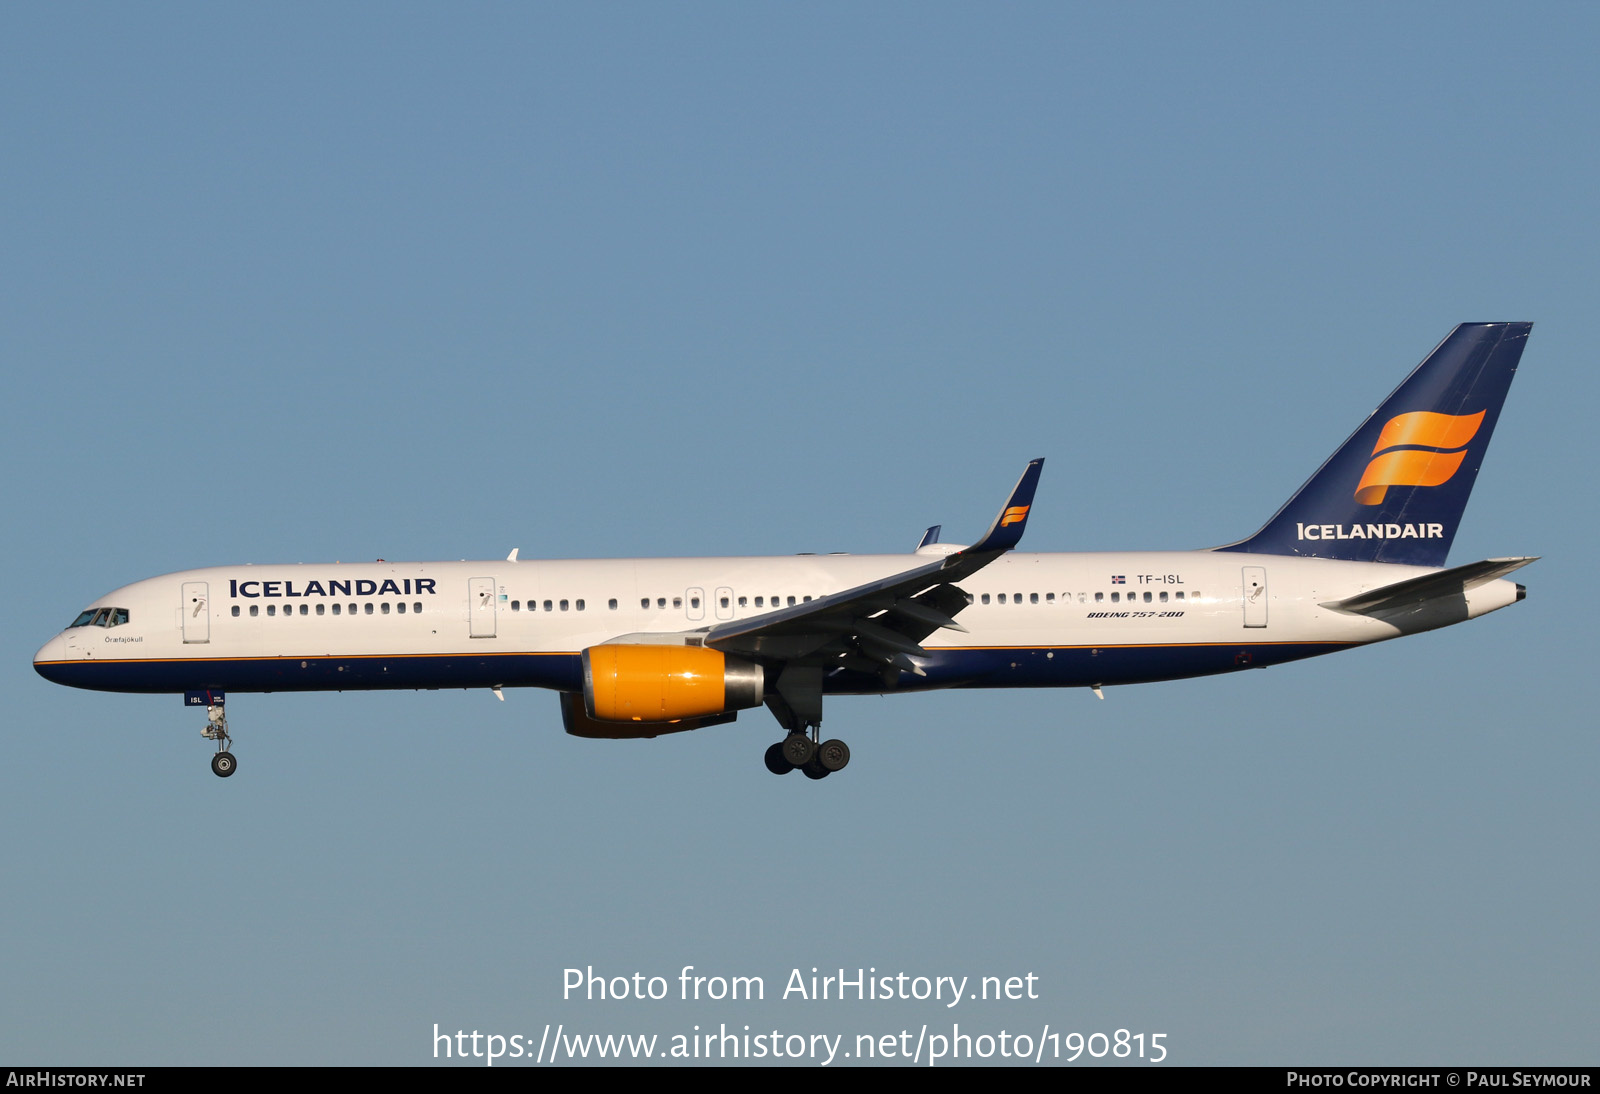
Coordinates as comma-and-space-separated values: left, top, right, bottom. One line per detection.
34, 322, 1536, 781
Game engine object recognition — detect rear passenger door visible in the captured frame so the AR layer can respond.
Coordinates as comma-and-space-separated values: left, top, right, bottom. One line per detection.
469, 577, 497, 638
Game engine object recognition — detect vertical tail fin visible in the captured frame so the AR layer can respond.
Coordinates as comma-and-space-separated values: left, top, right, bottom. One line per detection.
1217, 322, 1530, 567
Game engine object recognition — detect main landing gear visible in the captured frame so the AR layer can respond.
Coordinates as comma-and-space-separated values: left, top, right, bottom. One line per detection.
762, 666, 848, 780
764, 731, 851, 780
201, 705, 236, 778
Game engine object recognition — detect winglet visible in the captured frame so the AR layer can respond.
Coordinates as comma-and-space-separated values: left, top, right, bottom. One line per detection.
915, 525, 942, 550
965, 459, 1044, 554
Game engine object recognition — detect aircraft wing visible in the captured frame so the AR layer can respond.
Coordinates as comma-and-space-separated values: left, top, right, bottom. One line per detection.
703, 460, 1043, 676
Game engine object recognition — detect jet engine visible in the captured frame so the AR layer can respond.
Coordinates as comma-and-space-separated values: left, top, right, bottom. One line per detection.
581, 644, 764, 724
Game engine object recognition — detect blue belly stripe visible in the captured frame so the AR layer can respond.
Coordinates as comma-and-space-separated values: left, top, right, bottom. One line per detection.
35, 641, 1352, 696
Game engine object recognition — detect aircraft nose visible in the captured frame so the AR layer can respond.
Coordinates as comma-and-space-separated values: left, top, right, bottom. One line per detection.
34, 634, 71, 683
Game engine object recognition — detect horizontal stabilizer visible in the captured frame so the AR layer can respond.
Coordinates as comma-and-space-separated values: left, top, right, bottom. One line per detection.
1321, 557, 1538, 614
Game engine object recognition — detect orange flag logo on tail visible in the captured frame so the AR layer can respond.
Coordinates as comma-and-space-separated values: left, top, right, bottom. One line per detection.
1000, 505, 1031, 527
1354, 410, 1485, 506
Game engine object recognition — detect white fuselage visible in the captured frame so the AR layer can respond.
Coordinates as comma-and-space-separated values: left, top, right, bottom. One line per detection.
33, 550, 1523, 698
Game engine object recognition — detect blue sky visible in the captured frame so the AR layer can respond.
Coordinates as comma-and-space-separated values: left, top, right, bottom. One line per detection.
2, 3, 1596, 1065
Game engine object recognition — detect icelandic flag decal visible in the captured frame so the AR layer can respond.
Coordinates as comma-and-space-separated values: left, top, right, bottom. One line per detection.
1111, 575, 1126, 584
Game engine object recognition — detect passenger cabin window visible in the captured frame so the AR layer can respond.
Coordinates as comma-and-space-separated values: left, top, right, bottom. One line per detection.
560, 599, 569, 612
231, 605, 240, 617
1095, 592, 1104, 603
544, 600, 553, 612
317, 604, 326, 615
641, 598, 650, 609
382, 602, 391, 614
609, 599, 618, 610
576, 599, 585, 611
332, 604, 341, 616
981, 593, 991, 605
365, 603, 374, 615
250, 605, 259, 617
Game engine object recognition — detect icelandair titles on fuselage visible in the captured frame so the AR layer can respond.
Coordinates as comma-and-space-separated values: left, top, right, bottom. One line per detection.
1297, 522, 1445, 542
229, 578, 438, 599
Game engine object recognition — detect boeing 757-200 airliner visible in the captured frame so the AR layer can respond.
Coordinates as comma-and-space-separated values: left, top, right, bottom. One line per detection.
35, 323, 1535, 780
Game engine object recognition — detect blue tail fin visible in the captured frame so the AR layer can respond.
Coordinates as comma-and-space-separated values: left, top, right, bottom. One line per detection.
1217, 322, 1530, 567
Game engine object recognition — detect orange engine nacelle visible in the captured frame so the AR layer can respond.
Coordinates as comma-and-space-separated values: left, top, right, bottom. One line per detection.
582, 644, 765, 723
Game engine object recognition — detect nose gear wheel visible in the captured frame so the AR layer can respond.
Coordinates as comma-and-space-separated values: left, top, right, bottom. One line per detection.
200, 705, 236, 779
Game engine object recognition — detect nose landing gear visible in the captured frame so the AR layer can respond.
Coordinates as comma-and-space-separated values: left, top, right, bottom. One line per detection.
201, 705, 236, 778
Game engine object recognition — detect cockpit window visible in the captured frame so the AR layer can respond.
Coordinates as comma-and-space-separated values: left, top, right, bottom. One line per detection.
68, 607, 129, 628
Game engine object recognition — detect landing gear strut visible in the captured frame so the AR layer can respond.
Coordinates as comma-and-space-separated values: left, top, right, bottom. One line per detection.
201, 705, 236, 778
762, 666, 849, 780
